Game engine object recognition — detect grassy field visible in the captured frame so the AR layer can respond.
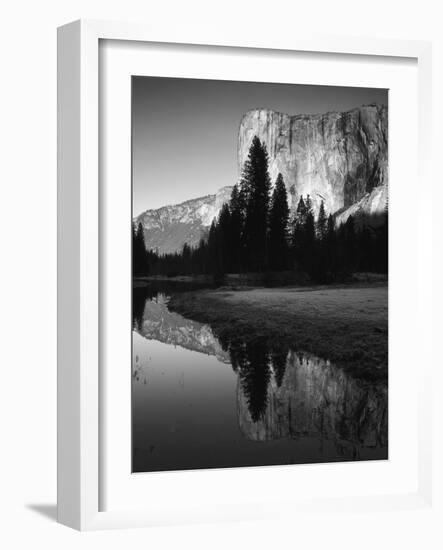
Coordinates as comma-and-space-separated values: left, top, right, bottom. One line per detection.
169, 283, 388, 382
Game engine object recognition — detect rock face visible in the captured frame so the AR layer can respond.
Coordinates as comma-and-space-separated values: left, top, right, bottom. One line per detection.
134, 186, 233, 254
238, 104, 388, 220
238, 351, 388, 452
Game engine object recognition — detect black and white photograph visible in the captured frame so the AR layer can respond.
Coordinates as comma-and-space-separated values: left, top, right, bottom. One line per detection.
131, 76, 388, 473
5, 0, 441, 542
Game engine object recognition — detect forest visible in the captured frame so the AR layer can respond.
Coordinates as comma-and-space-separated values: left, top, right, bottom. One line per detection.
133, 136, 388, 283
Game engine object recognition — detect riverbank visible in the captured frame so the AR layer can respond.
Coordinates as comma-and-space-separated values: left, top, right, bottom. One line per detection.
134, 271, 387, 288
169, 283, 388, 382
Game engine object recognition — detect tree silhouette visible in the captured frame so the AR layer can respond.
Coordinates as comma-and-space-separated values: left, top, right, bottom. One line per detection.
228, 184, 244, 272
136, 184, 388, 282
343, 215, 357, 271
132, 286, 148, 331
207, 219, 223, 277
304, 207, 316, 276
238, 343, 271, 422
133, 222, 148, 275
316, 200, 327, 241
292, 195, 316, 276
241, 136, 271, 271
268, 173, 290, 270
217, 203, 232, 273
292, 196, 307, 265
325, 214, 337, 277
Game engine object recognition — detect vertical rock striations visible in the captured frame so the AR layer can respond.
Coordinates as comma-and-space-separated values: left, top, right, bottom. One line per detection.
238, 104, 388, 221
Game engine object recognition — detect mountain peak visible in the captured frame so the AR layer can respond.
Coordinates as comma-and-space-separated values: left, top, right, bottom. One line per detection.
134, 186, 233, 254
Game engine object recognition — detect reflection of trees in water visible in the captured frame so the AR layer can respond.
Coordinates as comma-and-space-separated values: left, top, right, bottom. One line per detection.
133, 287, 147, 331
132, 284, 291, 423
227, 340, 290, 422
239, 344, 271, 423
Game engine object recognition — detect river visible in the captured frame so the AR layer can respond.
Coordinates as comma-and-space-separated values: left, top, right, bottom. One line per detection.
132, 281, 388, 472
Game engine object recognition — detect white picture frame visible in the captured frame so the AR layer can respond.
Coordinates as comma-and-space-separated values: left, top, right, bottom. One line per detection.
57, 19, 433, 531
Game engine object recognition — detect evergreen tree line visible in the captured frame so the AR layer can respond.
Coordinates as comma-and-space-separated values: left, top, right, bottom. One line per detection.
133, 136, 388, 282
132, 223, 158, 276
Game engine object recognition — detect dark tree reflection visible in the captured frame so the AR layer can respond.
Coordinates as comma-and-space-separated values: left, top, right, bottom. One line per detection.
133, 283, 291, 424
227, 341, 275, 422
240, 343, 271, 422
218, 335, 294, 422
132, 287, 149, 331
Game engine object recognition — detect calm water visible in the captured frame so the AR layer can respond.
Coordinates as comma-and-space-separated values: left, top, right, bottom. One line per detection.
132, 282, 388, 473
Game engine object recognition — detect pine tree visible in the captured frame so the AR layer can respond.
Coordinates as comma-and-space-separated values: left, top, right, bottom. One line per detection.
295, 196, 307, 227
229, 184, 244, 272
291, 196, 305, 271
357, 226, 373, 272
326, 213, 335, 240
344, 215, 357, 271
268, 173, 289, 270
325, 214, 337, 277
316, 200, 327, 240
133, 222, 148, 275
375, 213, 388, 273
132, 223, 138, 275
181, 243, 192, 274
304, 208, 316, 275
291, 196, 306, 251
207, 220, 222, 276
241, 136, 271, 271
217, 203, 232, 273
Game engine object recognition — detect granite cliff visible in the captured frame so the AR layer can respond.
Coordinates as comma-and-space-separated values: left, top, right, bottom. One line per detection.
238, 104, 388, 221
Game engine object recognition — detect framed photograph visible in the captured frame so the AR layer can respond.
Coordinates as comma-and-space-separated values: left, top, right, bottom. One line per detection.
57, 20, 433, 530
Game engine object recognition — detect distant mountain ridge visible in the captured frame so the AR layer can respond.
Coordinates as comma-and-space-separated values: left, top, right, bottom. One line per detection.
134, 186, 233, 254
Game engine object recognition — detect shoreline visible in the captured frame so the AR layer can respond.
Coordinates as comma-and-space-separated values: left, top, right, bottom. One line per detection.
134, 271, 387, 288
168, 283, 388, 382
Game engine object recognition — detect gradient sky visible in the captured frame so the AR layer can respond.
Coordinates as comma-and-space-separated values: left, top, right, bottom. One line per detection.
132, 77, 388, 216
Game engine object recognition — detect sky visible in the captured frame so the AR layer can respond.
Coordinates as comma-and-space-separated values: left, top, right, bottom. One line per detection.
132, 77, 388, 216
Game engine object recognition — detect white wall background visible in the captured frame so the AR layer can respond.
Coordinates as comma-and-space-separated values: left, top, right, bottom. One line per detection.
0, 0, 441, 547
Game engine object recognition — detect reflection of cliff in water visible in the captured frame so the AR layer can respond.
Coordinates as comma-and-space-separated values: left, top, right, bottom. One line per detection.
237, 350, 387, 452
133, 284, 229, 363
